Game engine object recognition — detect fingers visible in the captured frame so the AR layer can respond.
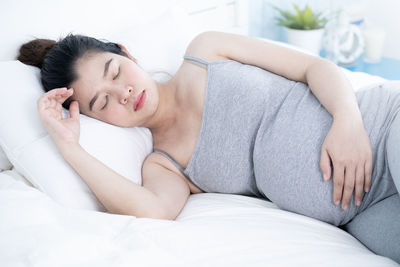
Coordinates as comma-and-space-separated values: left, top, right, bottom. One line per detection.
52, 87, 73, 104
38, 87, 73, 110
354, 165, 364, 206
333, 163, 344, 207
69, 100, 80, 121
320, 148, 332, 181
364, 155, 372, 193
341, 165, 355, 210
118, 43, 126, 50
118, 43, 137, 62
333, 161, 368, 210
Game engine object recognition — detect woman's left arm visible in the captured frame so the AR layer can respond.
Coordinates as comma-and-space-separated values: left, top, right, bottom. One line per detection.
189, 31, 373, 210
306, 60, 372, 211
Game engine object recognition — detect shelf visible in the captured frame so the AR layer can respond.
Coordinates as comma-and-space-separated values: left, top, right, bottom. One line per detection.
320, 51, 400, 80
342, 56, 400, 80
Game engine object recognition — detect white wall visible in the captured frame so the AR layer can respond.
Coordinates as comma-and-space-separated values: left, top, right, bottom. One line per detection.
0, 0, 182, 61
363, 0, 400, 59
2, 0, 396, 60
178, 0, 249, 35
249, 0, 400, 59
0, 0, 247, 61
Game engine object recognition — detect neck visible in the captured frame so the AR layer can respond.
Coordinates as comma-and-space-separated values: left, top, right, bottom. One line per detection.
142, 76, 181, 137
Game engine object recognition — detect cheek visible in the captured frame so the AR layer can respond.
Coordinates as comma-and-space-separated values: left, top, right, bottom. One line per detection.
127, 66, 147, 86
103, 106, 129, 122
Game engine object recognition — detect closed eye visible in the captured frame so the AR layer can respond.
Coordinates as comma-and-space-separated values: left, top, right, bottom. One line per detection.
113, 66, 120, 80
101, 66, 119, 110
101, 95, 108, 110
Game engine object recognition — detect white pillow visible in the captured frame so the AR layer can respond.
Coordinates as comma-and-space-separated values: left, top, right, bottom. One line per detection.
106, 5, 205, 76
0, 60, 153, 211
0, 146, 13, 171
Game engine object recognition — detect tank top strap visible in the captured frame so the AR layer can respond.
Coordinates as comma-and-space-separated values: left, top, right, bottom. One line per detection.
152, 149, 186, 174
183, 54, 210, 67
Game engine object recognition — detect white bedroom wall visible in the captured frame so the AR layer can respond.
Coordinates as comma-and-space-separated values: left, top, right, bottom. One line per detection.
0, 0, 247, 61
178, 0, 249, 35
2, 0, 398, 60
0, 0, 180, 61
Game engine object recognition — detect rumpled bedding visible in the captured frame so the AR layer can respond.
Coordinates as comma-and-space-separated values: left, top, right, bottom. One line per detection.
1, 169, 398, 267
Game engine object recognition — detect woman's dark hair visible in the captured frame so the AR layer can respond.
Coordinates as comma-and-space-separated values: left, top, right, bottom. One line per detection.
17, 33, 132, 110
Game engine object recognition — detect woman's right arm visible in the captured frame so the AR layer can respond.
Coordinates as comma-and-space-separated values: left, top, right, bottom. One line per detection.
36, 87, 170, 219
60, 144, 165, 218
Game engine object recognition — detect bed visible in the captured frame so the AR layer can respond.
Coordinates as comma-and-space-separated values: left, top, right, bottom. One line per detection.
1, 1, 399, 266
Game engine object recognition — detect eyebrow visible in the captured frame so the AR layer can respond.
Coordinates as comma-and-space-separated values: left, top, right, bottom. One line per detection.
89, 58, 113, 111
103, 58, 113, 78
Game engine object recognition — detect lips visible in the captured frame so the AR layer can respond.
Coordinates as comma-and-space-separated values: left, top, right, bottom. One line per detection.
133, 90, 145, 110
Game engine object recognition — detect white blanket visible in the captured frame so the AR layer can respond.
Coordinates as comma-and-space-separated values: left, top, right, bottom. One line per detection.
0, 168, 398, 267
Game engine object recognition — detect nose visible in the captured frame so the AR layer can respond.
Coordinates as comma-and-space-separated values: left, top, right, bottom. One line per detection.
120, 86, 133, 104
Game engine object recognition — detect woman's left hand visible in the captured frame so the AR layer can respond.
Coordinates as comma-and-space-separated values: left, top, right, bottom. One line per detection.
320, 113, 373, 210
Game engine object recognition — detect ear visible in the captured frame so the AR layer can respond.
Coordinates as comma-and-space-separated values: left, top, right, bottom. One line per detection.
117, 43, 137, 63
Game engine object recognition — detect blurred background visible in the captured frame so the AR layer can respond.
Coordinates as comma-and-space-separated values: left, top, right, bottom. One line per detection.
184, 0, 400, 79
1, 0, 399, 78
248, 0, 399, 59
179, 0, 399, 61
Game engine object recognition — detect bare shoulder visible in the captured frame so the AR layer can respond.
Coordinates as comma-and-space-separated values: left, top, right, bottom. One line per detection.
184, 31, 230, 62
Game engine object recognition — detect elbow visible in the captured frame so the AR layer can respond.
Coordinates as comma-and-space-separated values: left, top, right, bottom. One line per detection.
141, 211, 176, 221
148, 206, 180, 221
125, 207, 176, 221
312, 57, 336, 69
304, 57, 337, 83
150, 208, 178, 221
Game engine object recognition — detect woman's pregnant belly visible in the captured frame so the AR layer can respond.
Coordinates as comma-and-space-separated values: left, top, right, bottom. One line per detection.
252, 82, 393, 226
253, 110, 355, 226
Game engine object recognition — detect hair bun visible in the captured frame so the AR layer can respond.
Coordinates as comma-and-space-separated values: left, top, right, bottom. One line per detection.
17, 38, 57, 68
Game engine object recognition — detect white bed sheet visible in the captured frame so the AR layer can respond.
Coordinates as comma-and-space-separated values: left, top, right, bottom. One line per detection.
1, 69, 398, 267
0, 168, 398, 266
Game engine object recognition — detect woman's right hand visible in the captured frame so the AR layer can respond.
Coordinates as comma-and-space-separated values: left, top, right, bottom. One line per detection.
37, 87, 80, 151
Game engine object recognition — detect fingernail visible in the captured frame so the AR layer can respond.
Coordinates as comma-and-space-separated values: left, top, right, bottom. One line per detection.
323, 174, 328, 181
335, 200, 340, 206
356, 200, 361, 206
365, 187, 370, 192
342, 205, 348, 210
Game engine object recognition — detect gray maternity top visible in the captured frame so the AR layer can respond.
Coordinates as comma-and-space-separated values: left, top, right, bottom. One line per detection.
153, 54, 400, 226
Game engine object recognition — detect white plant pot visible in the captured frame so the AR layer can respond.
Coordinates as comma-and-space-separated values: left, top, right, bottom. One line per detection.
284, 27, 325, 55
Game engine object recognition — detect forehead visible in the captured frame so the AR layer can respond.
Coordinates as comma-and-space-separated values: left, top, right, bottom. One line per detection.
71, 51, 113, 112
75, 51, 111, 77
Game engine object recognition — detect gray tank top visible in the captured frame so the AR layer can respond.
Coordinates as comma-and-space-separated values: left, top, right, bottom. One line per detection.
153, 54, 400, 225
153, 53, 299, 198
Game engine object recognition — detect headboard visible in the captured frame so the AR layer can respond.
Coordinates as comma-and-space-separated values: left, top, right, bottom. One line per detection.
0, 0, 249, 62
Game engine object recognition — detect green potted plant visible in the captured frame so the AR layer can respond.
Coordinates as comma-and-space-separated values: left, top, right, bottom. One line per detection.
273, 4, 327, 55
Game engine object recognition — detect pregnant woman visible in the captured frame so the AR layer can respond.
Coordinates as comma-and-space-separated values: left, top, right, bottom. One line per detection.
19, 31, 399, 262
